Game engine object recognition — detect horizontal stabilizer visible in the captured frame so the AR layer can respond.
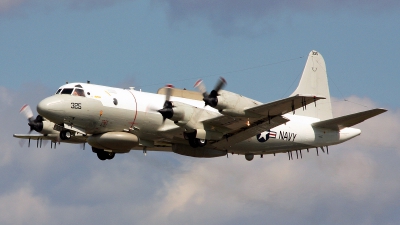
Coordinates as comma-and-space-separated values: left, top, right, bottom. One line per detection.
312, 108, 387, 130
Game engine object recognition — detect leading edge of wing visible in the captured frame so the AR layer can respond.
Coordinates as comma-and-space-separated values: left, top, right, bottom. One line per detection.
13, 133, 86, 144
13, 134, 57, 140
311, 108, 387, 130
244, 94, 326, 117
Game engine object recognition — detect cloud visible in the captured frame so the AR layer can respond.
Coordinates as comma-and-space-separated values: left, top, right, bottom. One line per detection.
0, 0, 130, 15
1, 85, 399, 224
66, 0, 130, 10
3, 0, 398, 37
0, 186, 49, 225
156, 0, 400, 36
0, 0, 26, 13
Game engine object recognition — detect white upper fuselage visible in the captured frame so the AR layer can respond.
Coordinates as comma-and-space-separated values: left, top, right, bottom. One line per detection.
37, 82, 361, 155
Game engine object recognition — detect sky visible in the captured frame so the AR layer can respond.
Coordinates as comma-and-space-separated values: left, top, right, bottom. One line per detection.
0, 0, 400, 224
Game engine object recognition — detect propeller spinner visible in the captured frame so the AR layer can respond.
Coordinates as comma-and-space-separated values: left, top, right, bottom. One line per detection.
194, 77, 226, 107
157, 84, 174, 122
20, 104, 44, 133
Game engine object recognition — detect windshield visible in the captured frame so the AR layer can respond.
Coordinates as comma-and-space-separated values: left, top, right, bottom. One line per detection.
61, 88, 73, 95
72, 88, 85, 97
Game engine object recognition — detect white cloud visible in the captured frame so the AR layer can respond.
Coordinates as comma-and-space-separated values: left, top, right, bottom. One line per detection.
0, 0, 25, 13
0, 86, 12, 106
155, 0, 400, 36
0, 186, 49, 225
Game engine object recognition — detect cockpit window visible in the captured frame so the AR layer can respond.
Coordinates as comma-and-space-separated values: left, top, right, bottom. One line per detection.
55, 89, 62, 94
72, 88, 85, 97
61, 88, 73, 95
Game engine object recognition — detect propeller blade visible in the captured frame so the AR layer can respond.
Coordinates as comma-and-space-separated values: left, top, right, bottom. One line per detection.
157, 107, 173, 122
20, 104, 44, 133
201, 77, 227, 107
18, 139, 25, 148
28, 115, 44, 132
42, 140, 49, 148
20, 104, 33, 120
194, 79, 208, 98
194, 77, 227, 107
147, 104, 160, 112
165, 84, 174, 102
212, 77, 226, 95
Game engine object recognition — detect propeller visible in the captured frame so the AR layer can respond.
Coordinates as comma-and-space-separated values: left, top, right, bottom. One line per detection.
20, 104, 44, 133
157, 84, 174, 122
194, 77, 226, 107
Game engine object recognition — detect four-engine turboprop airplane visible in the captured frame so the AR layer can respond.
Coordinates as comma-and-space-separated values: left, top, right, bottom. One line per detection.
14, 50, 386, 161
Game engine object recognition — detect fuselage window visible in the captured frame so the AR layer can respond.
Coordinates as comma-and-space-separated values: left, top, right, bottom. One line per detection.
61, 88, 74, 95
73, 88, 85, 97
55, 89, 62, 94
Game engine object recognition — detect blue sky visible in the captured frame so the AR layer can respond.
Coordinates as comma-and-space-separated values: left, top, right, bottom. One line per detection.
1, 1, 400, 224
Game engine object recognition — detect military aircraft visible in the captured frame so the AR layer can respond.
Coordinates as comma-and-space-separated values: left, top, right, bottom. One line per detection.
14, 50, 386, 161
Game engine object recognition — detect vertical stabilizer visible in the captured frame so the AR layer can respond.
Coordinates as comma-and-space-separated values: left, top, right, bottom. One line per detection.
290, 50, 333, 120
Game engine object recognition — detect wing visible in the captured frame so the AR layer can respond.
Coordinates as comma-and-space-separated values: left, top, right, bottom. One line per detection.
204, 95, 325, 149
13, 134, 86, 144
13, 134, 57, 140
245, 94, 325, 117
312, 108, 387, 130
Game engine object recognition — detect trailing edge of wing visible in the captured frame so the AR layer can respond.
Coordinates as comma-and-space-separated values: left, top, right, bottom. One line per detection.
311, 108, 387, 130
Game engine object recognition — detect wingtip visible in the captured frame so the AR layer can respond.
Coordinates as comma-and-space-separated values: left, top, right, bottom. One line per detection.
375, 108, 388, 113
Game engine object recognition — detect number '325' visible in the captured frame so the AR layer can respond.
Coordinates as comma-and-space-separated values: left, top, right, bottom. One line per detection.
71, 103, 81, 109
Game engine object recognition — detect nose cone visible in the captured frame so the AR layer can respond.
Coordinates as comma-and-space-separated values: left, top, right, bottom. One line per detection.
37, 96, 65, 124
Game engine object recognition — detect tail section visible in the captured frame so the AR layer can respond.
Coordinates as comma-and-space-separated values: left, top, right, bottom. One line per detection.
290, 50, 333, 120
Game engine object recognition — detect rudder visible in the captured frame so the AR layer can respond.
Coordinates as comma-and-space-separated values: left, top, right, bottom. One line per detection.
290, 50, 333, 120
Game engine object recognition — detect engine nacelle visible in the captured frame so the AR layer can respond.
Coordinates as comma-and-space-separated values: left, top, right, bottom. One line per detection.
169, 101, 195, 123
87, 132, 139, 153
195, 129, 223, 141
172, 144, 226, 158
40, 120, 59, 134
214, 90, 260, 117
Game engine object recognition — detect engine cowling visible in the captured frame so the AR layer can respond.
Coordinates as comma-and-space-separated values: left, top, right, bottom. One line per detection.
87, 132, 139, 153
172, 143, 226, 158
39, 120, 59, 134
168, 101, 195, 123
214, 90, 260, 117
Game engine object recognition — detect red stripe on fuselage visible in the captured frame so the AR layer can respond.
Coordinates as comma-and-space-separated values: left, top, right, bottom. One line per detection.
128, 91, 138, 128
